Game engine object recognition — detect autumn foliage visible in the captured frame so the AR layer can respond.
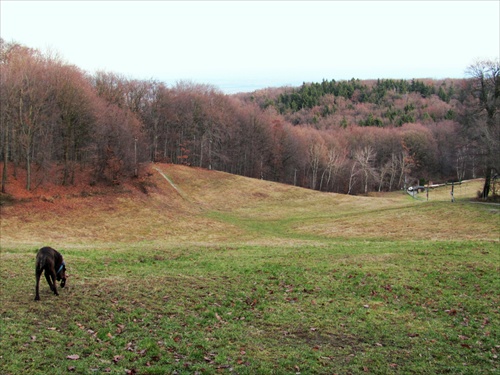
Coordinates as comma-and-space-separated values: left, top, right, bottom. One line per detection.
1, 39, 497, 196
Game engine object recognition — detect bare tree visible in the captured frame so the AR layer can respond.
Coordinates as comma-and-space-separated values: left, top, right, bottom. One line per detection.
347, 159, 358, 195
399, 140, 419, 190
455, 145, 469, 181
52, 64, 96, 185
308, 138, 326, 190
464, 59, 500, 199
0, 38, 13, 192
319, 147, 345, 192
354, 146, 379, 194
9, 48, 56, 190
387, 152, 403, 191
378, 159, 391, 192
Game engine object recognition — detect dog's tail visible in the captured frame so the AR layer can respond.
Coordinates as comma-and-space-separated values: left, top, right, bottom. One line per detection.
35, 252, 46, 273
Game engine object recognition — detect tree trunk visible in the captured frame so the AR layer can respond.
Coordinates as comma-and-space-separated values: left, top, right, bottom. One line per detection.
364, 170, 369, 194
2, 123, 8, 193
348, 162, 357, 195
482, 167, 492, 199
26, 147, 31, 191
319, 168, 327, 191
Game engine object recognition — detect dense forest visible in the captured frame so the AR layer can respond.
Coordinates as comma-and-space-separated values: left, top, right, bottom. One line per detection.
1, 39, 498, 197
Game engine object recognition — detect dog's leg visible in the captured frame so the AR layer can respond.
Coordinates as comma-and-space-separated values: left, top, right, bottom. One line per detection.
44, 269, 58, 295
50, 269, 59, 296
35, 269, 42, 301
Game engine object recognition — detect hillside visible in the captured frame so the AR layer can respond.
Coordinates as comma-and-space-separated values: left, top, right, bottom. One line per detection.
1, 164, 497, 249
1, 164, 499, 375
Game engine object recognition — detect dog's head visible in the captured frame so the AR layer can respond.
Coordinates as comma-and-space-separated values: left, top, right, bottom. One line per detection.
57, 261, 67, 288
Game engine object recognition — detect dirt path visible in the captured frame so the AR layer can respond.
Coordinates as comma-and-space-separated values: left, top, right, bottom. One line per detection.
153, 166, 188, 200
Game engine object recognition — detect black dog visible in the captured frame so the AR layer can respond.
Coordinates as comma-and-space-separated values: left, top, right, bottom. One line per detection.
34, 247, 67, 301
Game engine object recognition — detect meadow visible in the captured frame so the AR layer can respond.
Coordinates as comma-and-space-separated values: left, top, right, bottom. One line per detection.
1, 165, 498, 374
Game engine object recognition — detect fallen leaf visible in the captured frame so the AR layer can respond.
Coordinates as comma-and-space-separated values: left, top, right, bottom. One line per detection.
68, 366, 76, 371
113, 355, 123, 363
66, 354, 80, 360
116, 324, 125, 334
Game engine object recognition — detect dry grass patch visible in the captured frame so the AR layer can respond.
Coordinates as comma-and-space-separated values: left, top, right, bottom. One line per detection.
2, 165, 497, 248
296, 201, 499, 241
0, 170, 245, 248
288, 180, 499, 242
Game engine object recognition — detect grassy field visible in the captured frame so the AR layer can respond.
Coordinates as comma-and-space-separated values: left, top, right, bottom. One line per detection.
1, 165, 499, 374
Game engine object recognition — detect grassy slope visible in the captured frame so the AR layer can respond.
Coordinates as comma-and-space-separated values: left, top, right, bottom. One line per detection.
1, 165, 499, 374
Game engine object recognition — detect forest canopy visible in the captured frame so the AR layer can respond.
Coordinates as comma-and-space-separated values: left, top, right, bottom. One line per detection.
1, 39, 498, 197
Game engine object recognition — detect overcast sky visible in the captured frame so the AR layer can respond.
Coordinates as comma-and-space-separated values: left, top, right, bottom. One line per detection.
1, 1, 499, 93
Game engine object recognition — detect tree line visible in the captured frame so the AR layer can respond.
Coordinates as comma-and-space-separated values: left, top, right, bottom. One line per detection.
274, 77, 448, 114
1, 39, 498, 197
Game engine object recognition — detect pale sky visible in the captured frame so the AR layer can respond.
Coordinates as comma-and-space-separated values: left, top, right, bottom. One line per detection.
1, 1, 499, 93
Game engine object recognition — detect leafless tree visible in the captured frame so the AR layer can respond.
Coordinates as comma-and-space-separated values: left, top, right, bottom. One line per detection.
354, 146, 379, 194
464, 59, 500, 198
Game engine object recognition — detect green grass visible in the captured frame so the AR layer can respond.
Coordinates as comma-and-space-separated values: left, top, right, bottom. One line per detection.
1, 167, 499, 374
2, 241, 498, 374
